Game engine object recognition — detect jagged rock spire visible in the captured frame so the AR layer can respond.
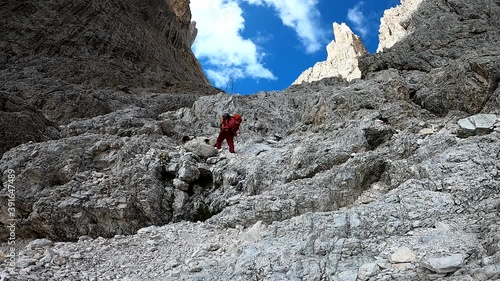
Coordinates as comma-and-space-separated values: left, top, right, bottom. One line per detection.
292, 22, 368, 85
292, 0, 425, 85
377, 0, 424, 52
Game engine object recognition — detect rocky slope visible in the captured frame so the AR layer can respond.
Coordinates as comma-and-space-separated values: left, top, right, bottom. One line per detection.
1, 0, 500, 280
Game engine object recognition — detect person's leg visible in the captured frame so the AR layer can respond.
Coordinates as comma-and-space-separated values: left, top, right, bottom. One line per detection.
227, 134, 235, 153
215, 132, 224, 149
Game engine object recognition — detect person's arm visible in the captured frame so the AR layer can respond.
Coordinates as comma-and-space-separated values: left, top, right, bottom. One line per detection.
232, 126, 239, 136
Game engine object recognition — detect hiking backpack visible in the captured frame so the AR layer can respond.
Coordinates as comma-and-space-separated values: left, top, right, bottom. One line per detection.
229, 114, 242, 133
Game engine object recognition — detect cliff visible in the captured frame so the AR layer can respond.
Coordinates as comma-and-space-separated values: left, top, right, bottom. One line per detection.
377, 0, 425, 52
0, 0, 219, 155
0, 0, 209, 89
360, 0, 500, 115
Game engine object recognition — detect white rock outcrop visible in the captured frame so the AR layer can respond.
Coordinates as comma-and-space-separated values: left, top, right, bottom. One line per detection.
292, 22, 367, 85
377, 0, 424, 52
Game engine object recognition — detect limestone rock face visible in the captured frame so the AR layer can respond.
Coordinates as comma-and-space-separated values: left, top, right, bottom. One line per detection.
0, 93, 60, 157
360, 0, 500, 116
1, 0, 500, 280
377, 0, 425, 53
170, 0, 198, 47
0, 0, 209, 90
0, 0, 219, 155
0, 129, 219, 240
293, 23, 368, 84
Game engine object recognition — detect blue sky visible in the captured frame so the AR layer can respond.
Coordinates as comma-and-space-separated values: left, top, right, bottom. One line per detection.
190, 0, 401, 95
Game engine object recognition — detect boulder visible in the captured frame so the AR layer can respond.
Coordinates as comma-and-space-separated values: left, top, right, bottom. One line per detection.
458, 114, 497, 137
178, 164, 201, 184
26, 238, 54, 250
173, 178, 190, 191
421, 254, 466, 273
183, 137, 218, 158
357, 262, 380, 281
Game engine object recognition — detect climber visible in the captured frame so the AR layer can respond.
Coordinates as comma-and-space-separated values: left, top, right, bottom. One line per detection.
216, 113, 242, 153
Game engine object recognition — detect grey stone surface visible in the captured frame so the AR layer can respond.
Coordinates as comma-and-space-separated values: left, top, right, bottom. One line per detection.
360, 0, 500, 116
173, 178, 190, 191
390, 247, 417, 263
421, 254, 466, 273
458, 113, 498, 137
0, 0, 210, 90
0, 93, 60, 157
357, 262, 380, 281
1, 0, 500, 280
26, 239, 54, 250
183, 137, 218, 159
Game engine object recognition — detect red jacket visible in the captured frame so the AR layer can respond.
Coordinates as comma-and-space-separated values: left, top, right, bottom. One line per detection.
220, 114, 242, 135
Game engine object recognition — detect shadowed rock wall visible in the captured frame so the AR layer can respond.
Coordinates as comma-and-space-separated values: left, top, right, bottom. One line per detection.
0, 0, 209, 89
0, 0, 219, 155
360, 0, 500, 116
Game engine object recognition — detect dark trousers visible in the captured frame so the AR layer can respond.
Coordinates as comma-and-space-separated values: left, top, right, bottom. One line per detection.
216, 130, 235, 153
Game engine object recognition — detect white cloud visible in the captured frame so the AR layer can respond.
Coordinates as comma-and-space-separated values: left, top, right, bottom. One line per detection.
244, 0, 325, 53
190, 0, 327, 89
190, 0, 276, 88
347, 2, 369, 37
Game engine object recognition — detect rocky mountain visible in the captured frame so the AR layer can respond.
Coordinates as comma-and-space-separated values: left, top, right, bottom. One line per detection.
292, 0, 424, 86
293, 23, 368, 84
360, 0, 500, 116
0, 0, 219, 155
0, 0, 209, 89
1, 0, 500, 280
377, 0, 424, 53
